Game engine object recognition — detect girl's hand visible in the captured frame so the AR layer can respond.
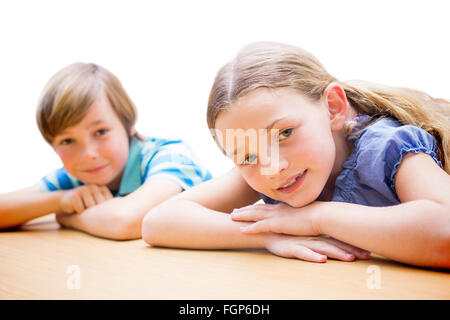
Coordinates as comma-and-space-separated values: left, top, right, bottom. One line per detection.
59, 185, 113, 214
233, 202, 371, 260
265, 234, 371, 263
231, 202, 321, 236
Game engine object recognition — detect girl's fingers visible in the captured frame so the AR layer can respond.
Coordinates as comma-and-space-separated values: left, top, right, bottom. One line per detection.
231, 210, 259, 222
239, 220, 272, 234
290, 245, 327, 263
322, 237, 371, 260
304, 240, 355, 262
268, 242, 327, 263
231, 207, 272, 222
240, 218, 292, 235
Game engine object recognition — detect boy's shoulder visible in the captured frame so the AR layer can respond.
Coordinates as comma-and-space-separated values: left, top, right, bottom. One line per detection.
138, 135, 191, 157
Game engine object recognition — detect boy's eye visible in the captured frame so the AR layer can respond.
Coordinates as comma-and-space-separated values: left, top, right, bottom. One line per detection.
94, 129, 108, 136
279, 128, 293, 140
240, 154, 258, 165
60, 138, 74, 146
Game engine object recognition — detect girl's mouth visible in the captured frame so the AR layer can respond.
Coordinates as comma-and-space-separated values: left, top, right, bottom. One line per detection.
276, 170, 307, 194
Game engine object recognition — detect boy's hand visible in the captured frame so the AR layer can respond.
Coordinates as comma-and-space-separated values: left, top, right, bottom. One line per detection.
265, 234, 371, 263
59, 185, 113, 214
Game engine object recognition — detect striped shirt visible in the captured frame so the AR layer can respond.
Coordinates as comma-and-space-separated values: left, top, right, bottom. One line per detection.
39, 135, 212, 196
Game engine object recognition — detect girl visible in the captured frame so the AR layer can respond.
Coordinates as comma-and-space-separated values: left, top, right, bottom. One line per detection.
0, 63, 212, 240
142, 41, 450, 268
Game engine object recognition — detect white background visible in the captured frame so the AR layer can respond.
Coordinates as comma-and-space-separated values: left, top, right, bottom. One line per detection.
0, 0, 448, 192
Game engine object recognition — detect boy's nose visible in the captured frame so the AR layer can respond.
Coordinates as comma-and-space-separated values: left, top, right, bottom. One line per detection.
80, 143, 99, 159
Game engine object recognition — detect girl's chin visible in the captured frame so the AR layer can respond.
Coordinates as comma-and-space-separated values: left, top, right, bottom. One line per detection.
284, 198, 308, 208
279, 191, 318, 208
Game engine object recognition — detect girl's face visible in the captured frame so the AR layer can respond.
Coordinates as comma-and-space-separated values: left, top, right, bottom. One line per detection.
51, 95, 131, 191
215, 87, 340, 207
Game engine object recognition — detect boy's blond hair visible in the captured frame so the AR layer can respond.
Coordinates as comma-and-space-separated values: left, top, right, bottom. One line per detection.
37, 63, 139, 143
207, 41, 450, 174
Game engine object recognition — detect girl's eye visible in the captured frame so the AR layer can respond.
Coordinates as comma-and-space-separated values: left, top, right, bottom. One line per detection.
240, 154, 258, 165
279, 128, 293, 140
60, 138, 74, 146
94, 129, 108, 136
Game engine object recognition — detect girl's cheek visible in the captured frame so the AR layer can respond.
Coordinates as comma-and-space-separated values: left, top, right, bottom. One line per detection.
241, 167, 266, 193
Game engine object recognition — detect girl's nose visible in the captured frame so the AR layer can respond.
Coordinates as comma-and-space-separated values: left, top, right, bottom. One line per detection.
261, 153, 289, 177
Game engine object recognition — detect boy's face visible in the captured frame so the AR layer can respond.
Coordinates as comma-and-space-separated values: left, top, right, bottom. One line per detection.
215, 87, 338, 207
51, 95, 130, 191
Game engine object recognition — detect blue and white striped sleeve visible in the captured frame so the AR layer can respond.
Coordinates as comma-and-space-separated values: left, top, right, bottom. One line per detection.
39, 167, 84, 192
142, 140, 212, 190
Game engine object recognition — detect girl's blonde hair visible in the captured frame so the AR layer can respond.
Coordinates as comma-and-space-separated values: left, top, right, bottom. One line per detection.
37, 62, 140, 143
207, 41, 450, 174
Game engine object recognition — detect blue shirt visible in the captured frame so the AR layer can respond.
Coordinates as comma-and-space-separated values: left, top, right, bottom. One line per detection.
39, 135, 213, 196
259, 115, 443, 207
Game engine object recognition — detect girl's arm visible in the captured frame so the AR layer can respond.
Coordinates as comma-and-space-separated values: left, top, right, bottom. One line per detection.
318, 200, 449, 268
142, 167, 371, 262
233, 152, 450, 268
319, 152, 450, 268
142, 166, 264, 248
0, 185, 65, 229
55, 176, 183, 240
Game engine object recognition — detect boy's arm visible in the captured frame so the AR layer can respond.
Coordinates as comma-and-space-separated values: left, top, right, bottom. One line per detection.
0, 185, 65, 229
56, 176, 183, 240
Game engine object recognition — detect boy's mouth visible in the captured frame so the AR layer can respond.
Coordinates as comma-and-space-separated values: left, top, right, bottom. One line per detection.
276, 170, 307, 193
83, 164, 109, 174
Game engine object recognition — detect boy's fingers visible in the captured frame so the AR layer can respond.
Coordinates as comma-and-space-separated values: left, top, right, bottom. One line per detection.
80, 187, 96, 208
72, 194, 85, 214
101, 186, 113, 199
90, 185, 106, 204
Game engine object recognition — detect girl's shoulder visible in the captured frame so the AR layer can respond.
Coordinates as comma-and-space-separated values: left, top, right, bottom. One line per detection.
349, 115, 441, 164
344, 114, 443, 195
333, 115, 443, 206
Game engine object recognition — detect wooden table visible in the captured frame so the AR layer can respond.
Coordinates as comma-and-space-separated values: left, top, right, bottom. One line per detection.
1, 214, 449, 300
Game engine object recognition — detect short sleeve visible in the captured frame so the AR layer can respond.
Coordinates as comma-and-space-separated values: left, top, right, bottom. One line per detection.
383, 125, 442, 194
142, 140, 212, 190
354, 121, 442, 200
39, 167, 84, 192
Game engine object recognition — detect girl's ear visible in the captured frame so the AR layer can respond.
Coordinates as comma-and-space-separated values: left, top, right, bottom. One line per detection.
323, 82, 349, 131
